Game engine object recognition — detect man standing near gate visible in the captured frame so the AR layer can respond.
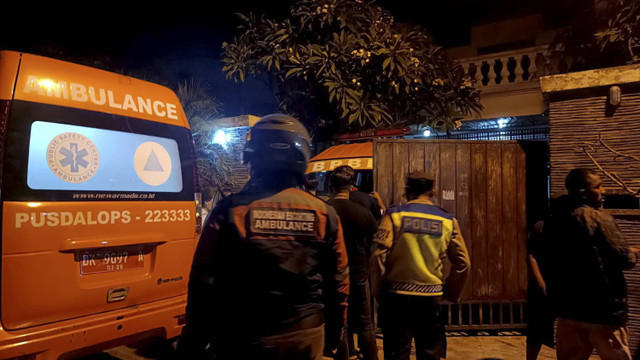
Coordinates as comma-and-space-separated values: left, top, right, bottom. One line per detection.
543, 168, 639, 360
371, 171, 470, 360
328, 165, 379, 360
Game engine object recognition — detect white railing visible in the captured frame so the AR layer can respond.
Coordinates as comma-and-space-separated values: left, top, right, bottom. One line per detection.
456, 45, 564, 88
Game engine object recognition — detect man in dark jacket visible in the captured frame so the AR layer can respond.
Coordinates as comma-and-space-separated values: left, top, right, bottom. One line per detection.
349, 188, 383, 223
177, 114, 350, 360
526, 192, 572, 360
328, 165, 379, 360
544, 168, 639, 360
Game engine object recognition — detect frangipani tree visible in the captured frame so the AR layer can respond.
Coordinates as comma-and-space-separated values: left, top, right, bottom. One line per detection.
221, 0, 481, 138
550, 0, 640, 72
595, 0, 640, 64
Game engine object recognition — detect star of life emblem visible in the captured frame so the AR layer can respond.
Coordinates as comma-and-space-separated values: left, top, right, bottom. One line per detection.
47, 132, 100, 183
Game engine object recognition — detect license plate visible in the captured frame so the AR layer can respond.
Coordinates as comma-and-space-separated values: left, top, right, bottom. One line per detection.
80, 249, 144, 275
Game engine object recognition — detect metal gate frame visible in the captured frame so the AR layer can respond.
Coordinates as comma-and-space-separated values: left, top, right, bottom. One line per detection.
442, 300, 528, 331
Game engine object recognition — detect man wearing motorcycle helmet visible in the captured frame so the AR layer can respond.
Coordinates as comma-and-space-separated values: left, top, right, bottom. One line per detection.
178, 114, 350, 360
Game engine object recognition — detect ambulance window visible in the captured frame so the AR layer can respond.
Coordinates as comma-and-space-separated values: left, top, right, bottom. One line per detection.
27, 121, 183, 192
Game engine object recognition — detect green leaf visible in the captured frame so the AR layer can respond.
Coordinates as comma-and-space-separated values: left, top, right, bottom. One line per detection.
285, 68, 302, 78
382, 57, 391, 70
220, 0, 482, 132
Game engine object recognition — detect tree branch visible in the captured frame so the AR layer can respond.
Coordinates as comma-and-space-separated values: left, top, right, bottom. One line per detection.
577, 145, 640, 195
598, 132, 640, 162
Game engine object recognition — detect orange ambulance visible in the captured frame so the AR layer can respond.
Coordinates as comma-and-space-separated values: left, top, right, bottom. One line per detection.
0, 51, 199, 359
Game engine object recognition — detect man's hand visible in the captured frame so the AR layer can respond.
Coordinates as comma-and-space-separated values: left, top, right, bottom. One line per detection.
370, 191, 386, 211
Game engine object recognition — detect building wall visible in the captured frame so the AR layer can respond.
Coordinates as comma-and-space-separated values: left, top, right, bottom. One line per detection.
543, 65, 640, 355
543, 65, 640, 195
446, 14, 553, 60
548, 91, 640, 195
446, 13, 566, 123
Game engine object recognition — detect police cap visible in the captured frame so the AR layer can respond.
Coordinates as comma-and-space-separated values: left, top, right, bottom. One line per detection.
406, 172, 435, 193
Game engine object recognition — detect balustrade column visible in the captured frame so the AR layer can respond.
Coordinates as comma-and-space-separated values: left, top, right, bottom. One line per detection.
513, 56, 524, 83
467, 62, 481, 86
534, 52, 547, 79
454, 46, 554, 86
496, 58, 506, 84
485, 61, 496, 86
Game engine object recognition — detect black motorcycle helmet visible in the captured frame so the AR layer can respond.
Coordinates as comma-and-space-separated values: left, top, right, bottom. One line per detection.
243, 114, 312, 179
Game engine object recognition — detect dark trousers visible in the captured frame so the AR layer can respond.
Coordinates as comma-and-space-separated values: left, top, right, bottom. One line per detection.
347, 277, 379, 360
214, 325, 325, 360
379, 292, 446, 360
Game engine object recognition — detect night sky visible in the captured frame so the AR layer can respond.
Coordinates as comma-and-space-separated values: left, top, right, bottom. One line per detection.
1, 0, 572, 117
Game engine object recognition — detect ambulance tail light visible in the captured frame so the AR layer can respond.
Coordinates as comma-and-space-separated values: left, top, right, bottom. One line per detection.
187, 131, 202, 237
195, 191, 203, 236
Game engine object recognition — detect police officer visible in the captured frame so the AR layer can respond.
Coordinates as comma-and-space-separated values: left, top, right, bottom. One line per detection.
177, 114, 350, 360
371, 172, 470, 360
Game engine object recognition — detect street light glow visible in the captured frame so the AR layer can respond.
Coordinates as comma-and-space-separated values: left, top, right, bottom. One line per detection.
213, 130, 230, 148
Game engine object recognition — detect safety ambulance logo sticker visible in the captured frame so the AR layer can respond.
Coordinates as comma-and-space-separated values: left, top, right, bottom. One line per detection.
47, 132, 99, 183
134, 142, 172, 186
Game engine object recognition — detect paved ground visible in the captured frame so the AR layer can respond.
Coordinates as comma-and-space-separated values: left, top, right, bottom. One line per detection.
80, 332, 601, 360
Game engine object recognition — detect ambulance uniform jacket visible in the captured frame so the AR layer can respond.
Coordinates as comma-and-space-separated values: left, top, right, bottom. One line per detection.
371, 197, 470, 301
178, 178, 350, 359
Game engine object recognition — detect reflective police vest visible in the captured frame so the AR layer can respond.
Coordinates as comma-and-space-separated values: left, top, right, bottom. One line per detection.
375, 199, 455, 296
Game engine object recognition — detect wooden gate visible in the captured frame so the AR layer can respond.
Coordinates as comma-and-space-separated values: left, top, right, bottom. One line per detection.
373, 139, 532, 300
374, 139, 544, 330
